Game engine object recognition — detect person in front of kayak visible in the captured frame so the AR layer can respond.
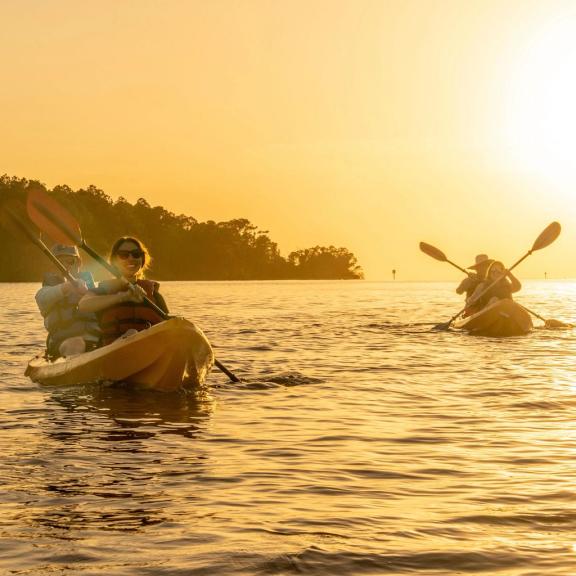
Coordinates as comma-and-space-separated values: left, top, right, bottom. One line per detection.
456, 254, 492, 299
457, 254, 493, 317
35, 244, 101, 358
78, 237, 168, 345
469, 259, 522, 311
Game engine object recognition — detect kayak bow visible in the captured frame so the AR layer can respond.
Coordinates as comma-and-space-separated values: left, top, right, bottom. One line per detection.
25, 318, 214, 391
453, 299, 533, 337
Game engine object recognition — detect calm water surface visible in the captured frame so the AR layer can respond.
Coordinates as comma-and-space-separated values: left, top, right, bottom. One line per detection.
2, 280, 576, 575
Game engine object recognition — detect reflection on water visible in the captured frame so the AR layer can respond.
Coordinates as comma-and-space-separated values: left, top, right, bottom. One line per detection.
48, 384, 214, 439
22, 386, 214, 538
2, 281, 576, 574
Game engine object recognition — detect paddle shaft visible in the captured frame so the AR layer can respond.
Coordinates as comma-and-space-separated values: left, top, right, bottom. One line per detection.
447, 260, 469, 276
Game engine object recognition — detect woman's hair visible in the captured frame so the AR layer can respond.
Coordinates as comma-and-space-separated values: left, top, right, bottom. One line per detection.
109, 237, 151, 278
484, 260, 504, 280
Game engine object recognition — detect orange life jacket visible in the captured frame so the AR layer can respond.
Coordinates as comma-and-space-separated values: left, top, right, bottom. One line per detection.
98, 279, 166, 345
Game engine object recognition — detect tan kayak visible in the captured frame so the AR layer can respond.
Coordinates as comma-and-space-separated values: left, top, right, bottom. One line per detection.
25, 318, 214, 392
453, 298, 533, 337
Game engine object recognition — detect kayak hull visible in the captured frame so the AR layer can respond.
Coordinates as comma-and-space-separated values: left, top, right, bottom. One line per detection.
453, 298, 533, 337
25, 318, 214, 391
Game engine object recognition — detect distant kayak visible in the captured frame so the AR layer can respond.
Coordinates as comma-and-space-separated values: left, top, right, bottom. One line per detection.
453, 298, 533, 337
25, 318, 214, 391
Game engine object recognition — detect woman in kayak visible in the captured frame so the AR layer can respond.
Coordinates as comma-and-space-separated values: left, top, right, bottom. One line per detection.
79, 237, 169, 345
468, 260, 522, 312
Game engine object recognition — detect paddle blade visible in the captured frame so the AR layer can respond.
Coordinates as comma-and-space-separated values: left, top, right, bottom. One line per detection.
544, 318, 573, 329
419, 242, 447, 262
532, 221, 561, 252
27, 185, 82, 246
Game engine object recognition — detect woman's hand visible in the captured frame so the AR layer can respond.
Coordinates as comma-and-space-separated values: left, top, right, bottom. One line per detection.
119, 284, 146, 303
79, 281, 149, 313
100, 278, 131, 294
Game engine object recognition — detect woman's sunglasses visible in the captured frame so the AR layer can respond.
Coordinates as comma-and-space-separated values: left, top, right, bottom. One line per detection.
116, 249, 144, 260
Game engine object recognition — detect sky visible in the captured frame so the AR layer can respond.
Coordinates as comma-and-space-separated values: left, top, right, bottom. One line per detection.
2, 0, 576, 280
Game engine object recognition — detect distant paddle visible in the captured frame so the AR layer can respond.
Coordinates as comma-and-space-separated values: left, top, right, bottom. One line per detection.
424, 222, 563, 331
526, 310, 573, 329
420, 241, 572, 330
419, 242, 469, 275
26, 185, 241, 383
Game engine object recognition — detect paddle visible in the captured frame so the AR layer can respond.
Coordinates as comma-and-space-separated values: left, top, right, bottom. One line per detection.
419, 242, 469, 275
419, 241, 571, 328
429, 222, 562, 331
524, 309, 573, 329
26, 186, 241, 383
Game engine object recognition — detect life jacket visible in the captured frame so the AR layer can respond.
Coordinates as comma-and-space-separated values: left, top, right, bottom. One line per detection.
474, 279, 513, 310
37, 272, 101, 357
463, 278, 513, 317
462, 301, 482, 318
98, 279, 166, 345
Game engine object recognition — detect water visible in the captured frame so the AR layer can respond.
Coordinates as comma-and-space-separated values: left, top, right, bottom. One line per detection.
2, 280, 576, 575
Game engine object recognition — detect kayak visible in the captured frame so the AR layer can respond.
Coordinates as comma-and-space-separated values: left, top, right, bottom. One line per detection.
25, 318, 214, 391
453, 298, 533, 337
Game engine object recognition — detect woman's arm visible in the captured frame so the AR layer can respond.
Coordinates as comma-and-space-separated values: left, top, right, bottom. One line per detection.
78, 286, 143, 314
506, 271, 522, 293
78, 290, 127, 314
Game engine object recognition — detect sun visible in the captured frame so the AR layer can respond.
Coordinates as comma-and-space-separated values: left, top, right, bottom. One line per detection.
502, 14, 576, 188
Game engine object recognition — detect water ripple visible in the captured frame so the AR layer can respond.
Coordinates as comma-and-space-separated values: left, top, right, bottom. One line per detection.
3, 281, 576, 575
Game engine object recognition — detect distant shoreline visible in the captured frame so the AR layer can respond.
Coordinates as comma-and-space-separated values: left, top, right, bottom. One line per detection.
1, 175, 364, 282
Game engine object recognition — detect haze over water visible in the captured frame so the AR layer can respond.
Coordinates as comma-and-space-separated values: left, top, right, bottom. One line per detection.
2, 280, 576, 575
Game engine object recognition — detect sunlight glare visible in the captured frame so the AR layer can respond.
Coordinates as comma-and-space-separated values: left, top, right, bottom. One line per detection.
503, 16, 576, 187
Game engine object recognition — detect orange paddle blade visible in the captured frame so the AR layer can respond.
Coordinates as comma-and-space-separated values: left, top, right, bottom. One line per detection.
544, 318, 573, 329
27, 185, 82, 245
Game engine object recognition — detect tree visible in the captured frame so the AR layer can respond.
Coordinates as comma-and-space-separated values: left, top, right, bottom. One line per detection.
288, 246, 364, 279
0, 174, 364, 281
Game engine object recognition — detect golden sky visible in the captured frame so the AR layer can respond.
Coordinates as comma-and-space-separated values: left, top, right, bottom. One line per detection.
2, 0, 576, 279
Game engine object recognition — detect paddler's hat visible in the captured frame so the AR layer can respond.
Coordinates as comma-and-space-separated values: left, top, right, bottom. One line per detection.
51, 244, 80, 259
467, 254, 492, 270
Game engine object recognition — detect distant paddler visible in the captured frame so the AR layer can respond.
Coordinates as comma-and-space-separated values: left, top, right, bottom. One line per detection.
420, 229, 571, 330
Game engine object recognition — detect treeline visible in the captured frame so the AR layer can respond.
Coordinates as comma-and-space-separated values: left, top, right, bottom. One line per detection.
0, 175, 363, 281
